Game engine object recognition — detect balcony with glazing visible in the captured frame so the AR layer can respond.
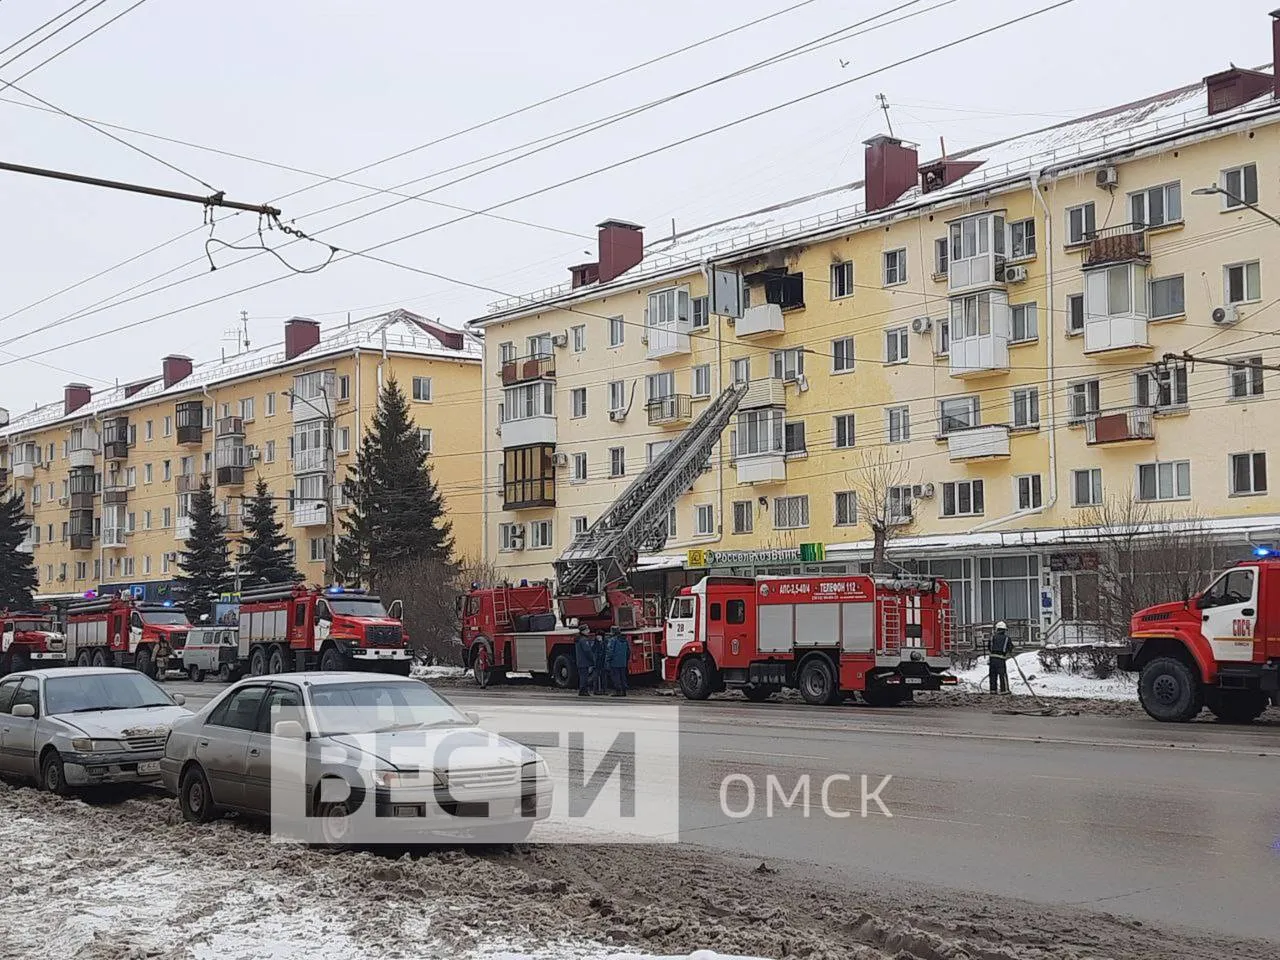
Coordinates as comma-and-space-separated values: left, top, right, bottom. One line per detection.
947, 213, 1006, 294
70, 510, 93, 551
103, 476, 130, 506
102, 417, 130, 460
291, 371, 336, 423
102, 505, 127, 549
292, 501, 328, 528
68, 428, 99, 469
949, 290, 1011, 379
647, 394, 693, 426
733, 407, 786, 485
175, 400, 204, 445
215, 417, 247, 486
1082, 228, 1152, 355
68, 466, 95, 510
1085, 406, 1155, 446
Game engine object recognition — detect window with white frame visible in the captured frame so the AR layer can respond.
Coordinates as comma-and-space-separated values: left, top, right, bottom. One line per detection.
692, 364, 711, 397
608, 380, 625, 412
834, 490, 857, 526
571, 515, 588, 537
240, 397, 255, 421
417, 429, 433, 454
833, 414, 855, 449
608, 316, 625, 347
526, 333, 553, 356
1135, 362, 1188, 410
1221, 163, 1259, 207
695, 504, 715, 536
571, 452, 587, 482
1016, 474, 1043, 510
264, 440, 276, 463
1229, 356, 1264, 398
934, 317, 950, 356
1130, 181, 1181, 229
692, 296, 709, 329
732, 500, 753, 534
886, 406, 910, 443
504, 381, 555, 420
529, 520, 553, 549
1010, 303, 1037, 342
730, 357, 750, 385
143, 420, 154, 442
646, 371, 675, 401
736, 408, 783, 457
771, 347, 805, 381
648, 288, 691, 331
774, 495, 809, 529
885, 327, 908, 363
933, 237, 948, 276
571, 324, 586, 352
832, 337, 855, 373
1068, 379, 1100, 422
309, 537, 329, 563
646, 440, 672, 465
939, 395, 979, 434
499, 342, 517, 363
338, 376, 350, 401
949, 291, 995, 341
163, 416, 172, 437
887, 486, 913, 523
665, 506, 677, 540
1149, 275, 1185, 319
1011, 388, 1040, 428
1225, 261, 1261, 304
336, 427, 350, 454
942, 479, 984, 517
411, 377, 433, 402
499, 523, 520, 551
1066, 293, 1085, 333
162, 507, 172, 528
1230, 452, 1267, 495
1091, 263, 1146, 317
883, 248, 907, 286
571, 387, 587, 418
783, 420, 806, 455
1008, 218, 1036, 258
830, 260, 854, 299
1137, 460, 1191, 501
609, 447, 625, 477
1066, 202, 1096, 244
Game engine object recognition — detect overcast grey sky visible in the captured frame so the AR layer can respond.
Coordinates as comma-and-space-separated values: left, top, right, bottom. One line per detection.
0, 0, 1273, 404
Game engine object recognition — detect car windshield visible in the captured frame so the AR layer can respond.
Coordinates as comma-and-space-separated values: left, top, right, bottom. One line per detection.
328, 598, 389, 617
308, 681, 466, 735
45, 673, 176, 715
140, 611, 189, 626
11, 620, 53, 633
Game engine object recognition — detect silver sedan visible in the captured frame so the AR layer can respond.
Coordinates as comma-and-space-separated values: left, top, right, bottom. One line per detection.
0, 667, 189, 793
161, 672, 552, 844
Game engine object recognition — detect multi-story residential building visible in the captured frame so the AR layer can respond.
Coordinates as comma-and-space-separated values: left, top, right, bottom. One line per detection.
0, 309, 481, 605
472, 18, 1280, 642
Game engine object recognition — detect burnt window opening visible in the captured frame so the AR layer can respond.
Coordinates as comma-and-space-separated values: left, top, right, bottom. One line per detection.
745, 268, 805, 311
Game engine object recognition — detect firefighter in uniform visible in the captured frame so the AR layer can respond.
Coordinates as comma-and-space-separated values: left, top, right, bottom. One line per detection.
574, 624, 594, 697
606, 626, 629, 697
988, 620, 1012, 694
153, 639, 172, 681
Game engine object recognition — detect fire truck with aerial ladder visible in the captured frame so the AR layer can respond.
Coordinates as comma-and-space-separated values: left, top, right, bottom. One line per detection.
461, 385, 957, 701
1119, 547, 1280, 723
65, 595, 190, 676
1, 610, 67, 674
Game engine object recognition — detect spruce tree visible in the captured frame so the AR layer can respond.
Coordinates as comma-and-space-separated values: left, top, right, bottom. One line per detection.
239, 478, 300, 588
335, 378, 454, 587
174, 478, 233, 622
0, 490, 38, 610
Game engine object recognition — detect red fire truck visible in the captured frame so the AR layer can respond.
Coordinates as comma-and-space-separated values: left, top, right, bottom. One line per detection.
237, 583, 410, 675
461, 581, 662, 687
1119, 551, 1280, 723
664, 574, 956, 706
1, 611, 68, 674
65, 596, 190, 676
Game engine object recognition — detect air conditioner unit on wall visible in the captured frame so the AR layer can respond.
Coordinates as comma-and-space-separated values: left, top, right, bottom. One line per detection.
246, 445, 260, 463
1096, 166, 1118, 189
609, 409, 627, 423
1212, 304, 1242, 325
1003, 265, 1028, 284
552, 452, 569, 467
912, 482, 936, 499
552, 332, 568, 348
911, 316, 933, 335
165, 552, 178, 562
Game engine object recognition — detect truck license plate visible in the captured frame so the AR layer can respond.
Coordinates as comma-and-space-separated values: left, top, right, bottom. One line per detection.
904, 677, 922, 685
137, 761, 160, 774
377, 650, 392, 658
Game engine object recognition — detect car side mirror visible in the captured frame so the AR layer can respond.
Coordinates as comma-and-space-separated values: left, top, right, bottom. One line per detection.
464, 711, 479, 726
11, 703, 35, 718
388, 599, 403, 620
172, 693, 186, 706
1194, 595, 1208, 610
274, 720, 305, 739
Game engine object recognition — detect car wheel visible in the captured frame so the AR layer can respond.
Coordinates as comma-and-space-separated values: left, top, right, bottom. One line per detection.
188, 665, 204, 683
76, 650, 92, 668
248, 646, 267, 676
314, 800, 355, 846
180, 765, 217, 823
41, 751, 70, 796
267, 645, 287, 675
319, 646, 346, 671
135, 645, 153, 679
797, 657, 838, 706
91, 649, 109, 668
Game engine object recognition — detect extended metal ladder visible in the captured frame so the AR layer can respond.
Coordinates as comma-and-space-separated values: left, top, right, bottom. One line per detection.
554, 384, 748, 600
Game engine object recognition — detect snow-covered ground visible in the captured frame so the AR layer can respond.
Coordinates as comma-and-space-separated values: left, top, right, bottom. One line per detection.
412, 663, 468, 680
954, 651, 1138, 701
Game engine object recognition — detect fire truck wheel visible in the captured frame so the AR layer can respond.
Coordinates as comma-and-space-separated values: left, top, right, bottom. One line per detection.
678, 656, 714, 701
248, 646, 268, 676
550, 653, 576, 689
91, 649, 109, 668
1138, 656, 1204, 722
1205, 689, 1269, 724
135, 646, 154, 679
179, 765, 217, 823
742, 685, 774, 702
319, 646, 346, 672
797, 657, 839, 706
76, 650, 92, 668
267, 646, 287, 675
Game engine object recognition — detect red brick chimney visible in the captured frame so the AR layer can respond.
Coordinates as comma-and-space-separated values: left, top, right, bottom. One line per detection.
864, 135, 919, 212
597, 220, 644, 284
410, 317, 464, 351
284, 317, 321, 360
63, 383, 91, 416
161, 355, 193, 389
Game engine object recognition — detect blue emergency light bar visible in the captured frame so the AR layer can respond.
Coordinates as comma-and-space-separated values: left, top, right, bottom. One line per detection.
1254, 546, 1273, 558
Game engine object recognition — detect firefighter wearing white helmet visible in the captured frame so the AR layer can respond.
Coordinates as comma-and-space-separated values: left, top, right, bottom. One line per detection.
988, 621, 1012, 694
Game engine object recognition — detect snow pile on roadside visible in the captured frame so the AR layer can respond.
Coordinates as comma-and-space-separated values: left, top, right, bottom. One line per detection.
481, 950, 768, 959
412, 662, 468, 679
954, 651, 1137, 701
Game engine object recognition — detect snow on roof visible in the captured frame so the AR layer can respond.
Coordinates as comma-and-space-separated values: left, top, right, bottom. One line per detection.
0, 308, 479, 441
480, 73, 1277, 323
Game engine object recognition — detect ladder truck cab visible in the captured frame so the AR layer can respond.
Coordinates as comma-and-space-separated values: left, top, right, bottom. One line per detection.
464, 385, 751, 689
1120, 552, 1280, 723
65, 596, 189, 677
665, 574, 956, 706
237, 583, 410, 676
1, 611, 67, 674
461, 581, 662, 687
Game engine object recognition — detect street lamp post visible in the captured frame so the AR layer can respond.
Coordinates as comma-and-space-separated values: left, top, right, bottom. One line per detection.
285, 388, 336, 584
1191, 184, 1280, 229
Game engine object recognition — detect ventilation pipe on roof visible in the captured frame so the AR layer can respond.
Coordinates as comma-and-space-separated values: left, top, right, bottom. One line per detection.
863, 135, 918, 212
63, 384, 91, 416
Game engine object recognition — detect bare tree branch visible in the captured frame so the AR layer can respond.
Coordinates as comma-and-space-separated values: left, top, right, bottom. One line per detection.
847, 447, 913, 573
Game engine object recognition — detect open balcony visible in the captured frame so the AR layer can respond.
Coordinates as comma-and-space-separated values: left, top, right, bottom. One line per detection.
647, 394, 693, 426
176, 472, 209, 494
1085, 406, 1155, 446
103, 480, 130, 505
1083, 223, 1149, 269
946, 424, 1011, 461
500, 353, 555, 386
737, 270, 803, 338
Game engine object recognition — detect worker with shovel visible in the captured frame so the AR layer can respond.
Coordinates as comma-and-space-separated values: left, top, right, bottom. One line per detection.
988, 621, 1013, 695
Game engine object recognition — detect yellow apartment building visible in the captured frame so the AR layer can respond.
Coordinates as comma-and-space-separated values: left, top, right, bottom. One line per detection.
0, 309, 481, 606
470, 27, 1280, 643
